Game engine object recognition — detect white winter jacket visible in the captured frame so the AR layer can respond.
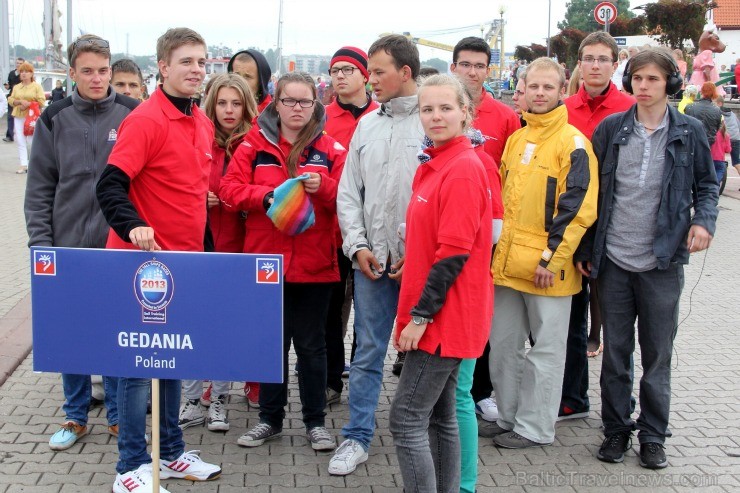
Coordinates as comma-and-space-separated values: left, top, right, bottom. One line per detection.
337, 94, 424, 272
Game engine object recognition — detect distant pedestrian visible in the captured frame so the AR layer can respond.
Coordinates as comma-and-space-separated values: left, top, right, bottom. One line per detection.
4, 57, 24, 142
7, 61, 45, 173
50, 80, 65, 102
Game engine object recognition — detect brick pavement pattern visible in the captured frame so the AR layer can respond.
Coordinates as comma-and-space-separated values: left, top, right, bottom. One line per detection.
1, 119, 740, 491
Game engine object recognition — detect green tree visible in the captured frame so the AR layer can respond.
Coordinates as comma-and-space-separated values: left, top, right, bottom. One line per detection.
637, 0, 717, 51
550, 28, 588, 69
421, 57, 449, 74
558, 0, 635, 32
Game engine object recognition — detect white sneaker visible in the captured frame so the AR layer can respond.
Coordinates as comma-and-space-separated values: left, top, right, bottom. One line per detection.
113, 463, 170, 493
178, 399, 205, 429
160, 450, 221, 481
475, 397, 499, 422
207, 395, 229, 432
328, 438, 368, 475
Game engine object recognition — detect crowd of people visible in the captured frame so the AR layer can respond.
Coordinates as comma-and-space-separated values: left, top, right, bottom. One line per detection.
8, 25, 725, 493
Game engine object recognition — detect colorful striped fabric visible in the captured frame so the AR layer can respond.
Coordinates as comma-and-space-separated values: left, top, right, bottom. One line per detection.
267, 174, 315, 235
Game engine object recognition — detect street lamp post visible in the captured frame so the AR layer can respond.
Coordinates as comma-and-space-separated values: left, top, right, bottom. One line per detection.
546, 0, 552, 58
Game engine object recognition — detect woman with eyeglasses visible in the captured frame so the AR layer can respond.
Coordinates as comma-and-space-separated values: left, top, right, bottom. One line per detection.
220, 71, 347, 452
7, 61, 45, 173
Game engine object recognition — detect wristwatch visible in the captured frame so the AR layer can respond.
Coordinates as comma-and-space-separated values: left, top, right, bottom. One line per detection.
412, 315, 432, 325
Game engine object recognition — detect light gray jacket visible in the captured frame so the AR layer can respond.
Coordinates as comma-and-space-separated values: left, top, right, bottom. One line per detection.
337, 94, 424, 272
24, 87, 138, 247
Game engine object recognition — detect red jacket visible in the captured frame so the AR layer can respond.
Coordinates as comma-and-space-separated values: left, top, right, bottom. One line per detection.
564, 82, 634, 139
209, 140, 246, 253
473, 89, 521, 165
324, 96, 380, 149
711, 130, 731, 161
219, 106, 347, 283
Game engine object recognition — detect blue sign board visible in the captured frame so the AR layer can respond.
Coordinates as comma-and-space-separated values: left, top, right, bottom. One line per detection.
30, 248, 283, 382
614, 37, 627, 46
491, 49, 501, 65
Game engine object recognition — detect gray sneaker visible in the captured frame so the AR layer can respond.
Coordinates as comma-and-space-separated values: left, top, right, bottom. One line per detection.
237, 423, 281, 447
325, 388, 341, 407
207, 395, 229, 432
306, 426, 335, 451
477, 420, 509, 438
178, 399, 205, 429
493, 431, 549, 449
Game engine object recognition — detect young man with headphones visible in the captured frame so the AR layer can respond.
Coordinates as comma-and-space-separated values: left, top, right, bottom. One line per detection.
576, 47, 718, 469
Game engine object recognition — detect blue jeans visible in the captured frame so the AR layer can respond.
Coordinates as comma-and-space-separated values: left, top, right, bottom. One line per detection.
341, 268, 399, 449
5, 107, 13, 139
598, 258, 684, 444
62, 374, 118, 426
390, 349, 461, 493
713, 160, 727, 186
116, 378, 184, 474
561, 277, 590, 412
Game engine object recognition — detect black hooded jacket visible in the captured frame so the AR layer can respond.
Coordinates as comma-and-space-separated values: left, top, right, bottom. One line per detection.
227, 49, 272, 105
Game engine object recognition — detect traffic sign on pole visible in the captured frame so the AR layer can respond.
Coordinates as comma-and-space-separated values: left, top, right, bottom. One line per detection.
594, 2, 618, 26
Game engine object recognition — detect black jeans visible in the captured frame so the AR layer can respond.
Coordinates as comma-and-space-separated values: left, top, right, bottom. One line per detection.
470, 343, 493, 403
259, 282, 333, 430
561, 277, 590, 412
326, 251, 351, 393
598, 258, 683, 444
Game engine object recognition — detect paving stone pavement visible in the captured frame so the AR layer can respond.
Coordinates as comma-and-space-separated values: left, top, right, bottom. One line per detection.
1, 117, 740, 491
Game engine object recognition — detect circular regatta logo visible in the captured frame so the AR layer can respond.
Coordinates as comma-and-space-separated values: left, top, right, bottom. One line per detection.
134, 260, 174, 311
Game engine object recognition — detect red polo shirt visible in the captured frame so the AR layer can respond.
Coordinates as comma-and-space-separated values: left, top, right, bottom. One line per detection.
396, 136, 493, 359
564, 82, 634, 139
473, 89, 521, 165
106, 88, 214, 252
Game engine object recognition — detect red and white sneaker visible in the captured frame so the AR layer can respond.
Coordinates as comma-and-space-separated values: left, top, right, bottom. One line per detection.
113, 463, 170, 493
244, 382, 260, 409
159, 450, 221, 481
200, 383, 213, 407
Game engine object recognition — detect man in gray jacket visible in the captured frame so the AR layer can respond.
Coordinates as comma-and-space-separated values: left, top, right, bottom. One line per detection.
329, 34, 424, 476
24, 34, 139, 451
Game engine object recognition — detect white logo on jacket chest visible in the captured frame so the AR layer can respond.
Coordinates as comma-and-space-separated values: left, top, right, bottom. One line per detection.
107, 129, 117, 142
416, 195, 428, 203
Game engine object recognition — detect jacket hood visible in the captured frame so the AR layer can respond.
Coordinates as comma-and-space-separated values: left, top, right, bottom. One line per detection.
227, 49, 272, 104
256, 100, 327, 146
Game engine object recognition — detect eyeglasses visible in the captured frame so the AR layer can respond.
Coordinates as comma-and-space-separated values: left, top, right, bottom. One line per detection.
279, 98, 315, 108
581, 56, 614, 65
72, 38, 110, 51
454, 61, 488, 71
330, 66, 357, 76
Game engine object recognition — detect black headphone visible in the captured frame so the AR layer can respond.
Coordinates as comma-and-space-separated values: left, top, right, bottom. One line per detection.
622, 50, 683, 95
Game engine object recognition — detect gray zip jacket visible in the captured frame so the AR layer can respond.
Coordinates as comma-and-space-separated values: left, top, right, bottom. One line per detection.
25, 87, 139, 247
337, 94, 424, 272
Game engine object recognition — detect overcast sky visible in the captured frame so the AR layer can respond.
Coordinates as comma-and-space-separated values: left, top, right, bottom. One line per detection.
11, 0, 654, 62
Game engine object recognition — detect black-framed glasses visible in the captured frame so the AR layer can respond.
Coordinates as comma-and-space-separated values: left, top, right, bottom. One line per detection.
279, 98, 315, 108
330, 66, 357, 76
72, 38, 110, 51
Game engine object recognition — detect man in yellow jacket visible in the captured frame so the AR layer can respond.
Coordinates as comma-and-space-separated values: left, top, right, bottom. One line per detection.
487, 57, 598, 448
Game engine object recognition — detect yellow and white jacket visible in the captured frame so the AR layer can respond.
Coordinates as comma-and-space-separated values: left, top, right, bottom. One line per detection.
492, 103, 598, 297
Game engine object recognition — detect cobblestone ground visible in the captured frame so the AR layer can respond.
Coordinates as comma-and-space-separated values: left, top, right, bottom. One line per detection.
1, 119, 739, 491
